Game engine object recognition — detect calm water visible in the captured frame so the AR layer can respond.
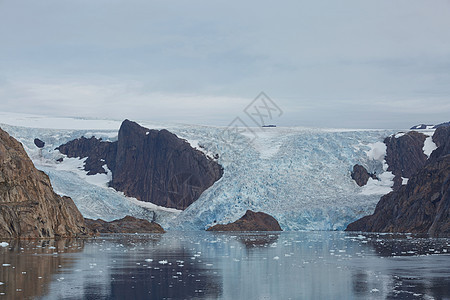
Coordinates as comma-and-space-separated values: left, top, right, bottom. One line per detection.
0, 231, 449, 300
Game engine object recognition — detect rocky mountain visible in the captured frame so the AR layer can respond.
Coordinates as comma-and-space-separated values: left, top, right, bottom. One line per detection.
207, 210, 282, 231
384, 131, 428, 190
346, 126, 450, 236
84, 216, 165, 234
433, 121, 450, 129
0, 127, 92, 239
57, 119, 223, 210
410, 121, 450, 129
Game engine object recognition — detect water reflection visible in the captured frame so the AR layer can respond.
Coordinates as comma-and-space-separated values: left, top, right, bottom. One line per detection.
0, 239, 85, 299
234, 232, 280, 248
39, 234, 222, 299
0, 232, 448, 299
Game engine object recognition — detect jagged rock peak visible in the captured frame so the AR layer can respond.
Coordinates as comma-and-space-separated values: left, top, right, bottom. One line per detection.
57, 119, 224, 210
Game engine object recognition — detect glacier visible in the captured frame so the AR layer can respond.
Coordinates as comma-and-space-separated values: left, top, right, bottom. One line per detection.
0, 114, 397, 231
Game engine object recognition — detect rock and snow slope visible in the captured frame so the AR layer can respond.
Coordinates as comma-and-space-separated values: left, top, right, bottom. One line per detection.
1, 112, 424, 231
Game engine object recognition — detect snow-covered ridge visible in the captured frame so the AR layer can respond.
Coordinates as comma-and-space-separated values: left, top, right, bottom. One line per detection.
0, 113, 398, 231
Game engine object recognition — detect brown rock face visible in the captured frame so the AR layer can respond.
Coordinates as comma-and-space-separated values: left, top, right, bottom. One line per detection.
384, 131, 428, 190
346, 126, 450, 236
84, 216, 165, 233
207, 210, 282, 231
351, 164, 377, 187
58, 119, 223, 210
0, 127, 92, 239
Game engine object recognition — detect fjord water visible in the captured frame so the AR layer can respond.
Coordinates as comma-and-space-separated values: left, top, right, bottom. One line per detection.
1, 232, 449, 300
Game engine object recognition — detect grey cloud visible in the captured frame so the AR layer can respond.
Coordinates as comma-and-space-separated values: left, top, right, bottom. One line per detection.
0, 0, 449, 128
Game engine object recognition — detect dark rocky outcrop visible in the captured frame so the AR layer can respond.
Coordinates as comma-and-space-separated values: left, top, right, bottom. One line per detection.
433, 121, 450, 129
84, 216, 165, 234
0, 127, 92, 239
410, 124, 433, 130
432, 125, 450, 156
34, 138, 45, 148
410, 122, 449, 129
384, 131, 428, 190
57, 120, 223, 210
346, 126, 450, 236
351, 164, 377, 186
57, 136, 117, 175
207, 210, 282, 231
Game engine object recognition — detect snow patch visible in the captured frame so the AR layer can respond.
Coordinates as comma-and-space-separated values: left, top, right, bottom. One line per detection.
360, 171, 394, 195
365, 142, 386, 161
182, 138, 218, 160
402, 177, 409, 185
0, 242, 9, 247
122, 193, 181, 214
423, 136, 437, 158
0, 112, 121, 130
53, 157, 112, 188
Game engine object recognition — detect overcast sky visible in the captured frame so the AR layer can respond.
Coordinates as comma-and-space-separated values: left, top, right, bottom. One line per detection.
1, 0, 449, 128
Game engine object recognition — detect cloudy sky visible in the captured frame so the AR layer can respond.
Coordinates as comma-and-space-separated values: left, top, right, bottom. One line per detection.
1, 0, 449, 128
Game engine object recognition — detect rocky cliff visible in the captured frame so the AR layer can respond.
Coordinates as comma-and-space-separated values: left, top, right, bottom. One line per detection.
351, 164, 377, 187
207, 210, 282, 231
346, 126, 450, 236
384, 131, 428, 190
0, 127, 92, 239
57, 119, 223, 210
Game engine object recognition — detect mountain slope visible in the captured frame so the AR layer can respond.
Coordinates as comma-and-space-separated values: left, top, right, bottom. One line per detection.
0, 127, 91, 238
57, 120, 224, 210
346, 126, 450, 236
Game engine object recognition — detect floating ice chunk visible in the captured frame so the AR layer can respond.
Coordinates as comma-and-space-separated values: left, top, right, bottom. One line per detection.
144, 259, 153, 262
158, 260, 168, 265
273, 256, 280, 260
